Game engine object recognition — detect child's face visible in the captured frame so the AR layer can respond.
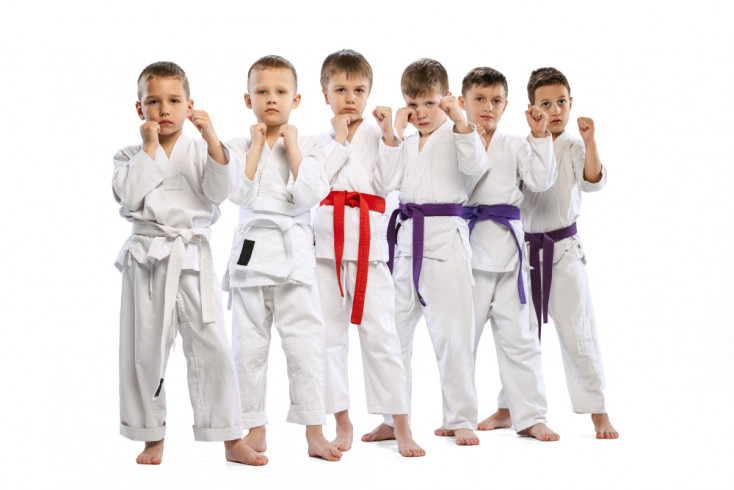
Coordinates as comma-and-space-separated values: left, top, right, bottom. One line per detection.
460, 84, 507, 134
136, 77, 193, 136
404, 90, 447, 136
245, 68, 300, 127
323, 72, 370, 121
534, 84, 572, 135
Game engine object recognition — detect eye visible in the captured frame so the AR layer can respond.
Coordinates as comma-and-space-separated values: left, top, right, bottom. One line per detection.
494, 99, 501, 104
475, 97, 483, 102
408, 103, 417, 108
426, 101, 434, 106
541, 102, 549, 107
257, 90, 266, 95
558, 99, 566, 105
356, 88, 364, 93
170, 99, 179, 104
336, 88, 345, 93
278, 90, 286, 95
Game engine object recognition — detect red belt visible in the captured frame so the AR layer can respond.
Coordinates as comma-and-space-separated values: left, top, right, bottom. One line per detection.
319, 190, 386, 325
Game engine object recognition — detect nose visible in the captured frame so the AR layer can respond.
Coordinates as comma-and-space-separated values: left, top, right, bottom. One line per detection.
266, 92, 276, 103
346, 91, 354, 103
159, 101, 170, 115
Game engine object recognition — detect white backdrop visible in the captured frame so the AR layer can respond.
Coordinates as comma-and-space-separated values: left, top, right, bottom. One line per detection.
1, 1, 732, 488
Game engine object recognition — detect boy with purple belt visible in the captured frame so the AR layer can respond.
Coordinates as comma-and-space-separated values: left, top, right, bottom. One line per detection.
450, 67, 560, 441
362, 59, 489, 446
499, 67, 618, 439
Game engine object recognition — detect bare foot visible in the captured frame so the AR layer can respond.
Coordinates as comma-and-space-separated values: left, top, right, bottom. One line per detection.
224, 439, 268, 466
477, 408, 513, 430
361, 423, 395, 442
136, 439, 164, 465
519, 423, 560, 442
242, 426, 267, 452
434, 426, 453, 437
306, 425, 342, 461
394, 415, 425, 457
592, 413, 619, 439
332, 410, 353, 451
454, 428, 480, 446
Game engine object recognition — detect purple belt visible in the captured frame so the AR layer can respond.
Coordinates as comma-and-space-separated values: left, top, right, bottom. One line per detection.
462, 204, 525, 304
525, 222, 578, 338
387, 202, 463, 306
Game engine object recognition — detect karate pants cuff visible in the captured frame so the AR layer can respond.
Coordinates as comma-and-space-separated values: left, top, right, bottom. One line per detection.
242, 412, 268, 429
572, 405, 606, 415
443, 421, 475, 431
287, 404, 326, 426
193, 425, 244, 442
325, 401, 350, 415
514, 417, 547, 434
119, 424, 166, 442
368, 405, 409, 416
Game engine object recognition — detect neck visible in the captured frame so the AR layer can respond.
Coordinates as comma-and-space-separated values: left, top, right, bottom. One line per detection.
158, 130, 182, 156
347, 117, 363, 142
551, 129, 564, 141
265, 125, 282, 148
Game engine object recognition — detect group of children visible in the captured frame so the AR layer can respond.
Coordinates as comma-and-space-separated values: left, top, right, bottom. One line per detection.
112, 50, 618, 466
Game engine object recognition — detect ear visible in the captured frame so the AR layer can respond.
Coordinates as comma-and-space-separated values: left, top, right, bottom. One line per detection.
292, 93, 301, 109
447, 91, 452, 97
458, 96, 465, 110
244, 93, 252, 109
322, 89, 330, 105
500, 99, 508, 114
569, 96, 573, 110
187, 99, 194, 118
135, 101, 145, 120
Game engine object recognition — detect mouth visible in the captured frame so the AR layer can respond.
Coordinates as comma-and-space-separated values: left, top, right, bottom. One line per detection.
480, 115, 492, 120
551, 119, 562, 124
159, 120, 173, 125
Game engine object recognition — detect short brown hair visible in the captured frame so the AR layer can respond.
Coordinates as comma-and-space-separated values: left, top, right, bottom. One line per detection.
247, 55, 298, 90
320, 49, 373, 91
461, 67, 508, 97
527, 67, 571, 104
401, 58, 449, 98
137, 61, 189, 101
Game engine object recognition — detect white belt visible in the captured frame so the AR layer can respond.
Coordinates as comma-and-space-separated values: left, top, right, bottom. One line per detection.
132, 220, 215, 399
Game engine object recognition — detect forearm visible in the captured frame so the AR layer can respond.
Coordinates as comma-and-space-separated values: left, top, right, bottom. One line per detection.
205, 136, 228, 166
245, 144, 263, 180
583, 140, 602, 183
288, 147, 303, 181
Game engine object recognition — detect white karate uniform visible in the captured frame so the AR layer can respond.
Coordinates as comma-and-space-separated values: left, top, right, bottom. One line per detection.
501, 130, 608, 414
224, 135, 330, 427
465, 131, 556, 432
313, 121, 409, 416
113, 134, 243, 442
379, 121, 489, 430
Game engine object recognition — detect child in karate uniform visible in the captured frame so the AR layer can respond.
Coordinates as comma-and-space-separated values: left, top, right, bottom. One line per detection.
453, 67, 559, 441
363, 59, 489, 446
113, 61, 266, 466
313, 49, 424, 457
496, 67, 618, 439
224, 55, 342, 461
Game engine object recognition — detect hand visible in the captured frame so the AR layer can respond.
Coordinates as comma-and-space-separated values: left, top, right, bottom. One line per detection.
577, 117, 595, 144
439, 96, 464, 123
394, 107, 415, 140
188, 110, 218, 144
331, 114, 351, 144
372, 106, 393, 134
526, 105, 549, 138
250, 123, 267, 147
279, 123, 298, 151
140, 121, 160, 156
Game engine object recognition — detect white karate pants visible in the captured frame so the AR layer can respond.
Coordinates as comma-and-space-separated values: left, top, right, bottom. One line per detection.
473, 265, 548, 432
231, 283, 326, 428
384, 239, 478, 430
498, 240, 606, 413
315, 258, 409, 416
119, 253, 243, 442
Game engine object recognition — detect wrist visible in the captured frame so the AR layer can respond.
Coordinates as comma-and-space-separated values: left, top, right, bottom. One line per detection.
531, 130, 547, 139
453, 120, 471, 134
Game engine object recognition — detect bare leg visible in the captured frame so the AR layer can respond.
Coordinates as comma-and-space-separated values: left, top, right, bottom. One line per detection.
136, 439, 164, 465
331, 410, 353, 451
477, 408, 513, 431
224, 439, 268, 466
242, 425, 267, 452
306, 425, 342, 461
393, 415, 425, 457
519, 423, 560, 442
361, 423, 395, 442
592, 413, 618, 439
